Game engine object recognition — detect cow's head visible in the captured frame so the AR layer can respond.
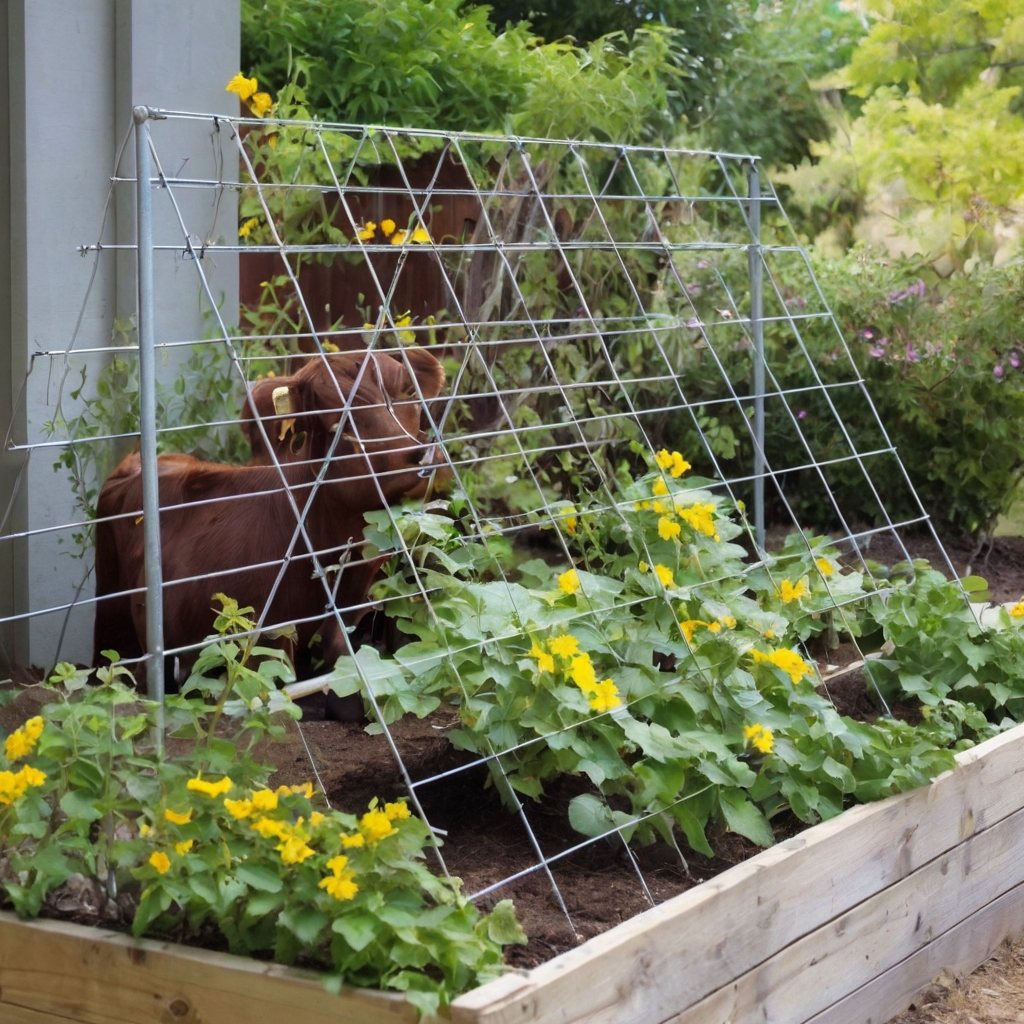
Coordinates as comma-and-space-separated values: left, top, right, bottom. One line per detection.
241, 348, 447, 510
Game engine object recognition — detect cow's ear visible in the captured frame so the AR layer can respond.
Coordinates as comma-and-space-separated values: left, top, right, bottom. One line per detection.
402, 347, 446, 400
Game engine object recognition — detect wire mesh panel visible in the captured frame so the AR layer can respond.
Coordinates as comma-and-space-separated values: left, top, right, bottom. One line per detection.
3, 109, 965, 946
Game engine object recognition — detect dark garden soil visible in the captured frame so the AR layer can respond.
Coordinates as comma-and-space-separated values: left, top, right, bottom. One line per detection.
5, 531, 1024, 987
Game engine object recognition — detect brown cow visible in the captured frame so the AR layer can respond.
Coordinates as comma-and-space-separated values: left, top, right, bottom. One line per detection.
92, 349, 446, 708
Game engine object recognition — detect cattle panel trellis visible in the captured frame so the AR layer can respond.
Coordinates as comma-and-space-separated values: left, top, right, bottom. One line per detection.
2, 108, 963, 945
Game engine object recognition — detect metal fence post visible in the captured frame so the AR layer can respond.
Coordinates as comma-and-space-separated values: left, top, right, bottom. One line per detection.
747, 161, 765, 553
134, 106, 165, 740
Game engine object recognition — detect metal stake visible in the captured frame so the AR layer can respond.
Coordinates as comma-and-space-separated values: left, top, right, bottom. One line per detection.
747, 161, 765, 553
134, 106, 165, 743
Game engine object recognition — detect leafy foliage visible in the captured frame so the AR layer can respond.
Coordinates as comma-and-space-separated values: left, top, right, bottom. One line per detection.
0, 601, 521, 1013
324, 455, 1021, 858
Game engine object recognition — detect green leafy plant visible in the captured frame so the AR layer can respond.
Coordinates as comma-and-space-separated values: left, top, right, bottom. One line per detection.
327, 450, 990, 858
0, 598, 523, 1014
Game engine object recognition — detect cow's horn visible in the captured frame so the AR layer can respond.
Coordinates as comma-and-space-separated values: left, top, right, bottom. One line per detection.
271, 386, 293, 416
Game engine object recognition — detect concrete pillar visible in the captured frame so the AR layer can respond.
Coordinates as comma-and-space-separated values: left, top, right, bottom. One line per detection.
1, 0, 239, 676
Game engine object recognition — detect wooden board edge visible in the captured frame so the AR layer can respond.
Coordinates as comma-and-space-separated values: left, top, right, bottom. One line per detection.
451, 720, 1024, 1023
0, 911, 422, 1024
805, 878, 1024, 1024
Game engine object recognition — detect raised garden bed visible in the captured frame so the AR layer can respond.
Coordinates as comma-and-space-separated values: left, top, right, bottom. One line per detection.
5, 719, 1024, 1024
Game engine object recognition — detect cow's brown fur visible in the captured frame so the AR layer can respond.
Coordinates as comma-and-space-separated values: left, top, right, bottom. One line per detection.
92, 349, 445, 688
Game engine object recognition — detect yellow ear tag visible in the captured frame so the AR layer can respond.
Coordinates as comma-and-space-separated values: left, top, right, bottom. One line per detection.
271, 386, 296, 441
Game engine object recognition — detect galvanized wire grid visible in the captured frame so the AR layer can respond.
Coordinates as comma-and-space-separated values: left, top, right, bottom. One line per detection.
4, 109, 964, 934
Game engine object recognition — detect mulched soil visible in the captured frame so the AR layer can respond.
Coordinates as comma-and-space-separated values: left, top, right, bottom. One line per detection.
7, 530, 1024, 1000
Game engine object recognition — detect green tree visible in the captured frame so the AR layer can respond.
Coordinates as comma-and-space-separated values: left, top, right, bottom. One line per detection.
809, 0, 1024, 267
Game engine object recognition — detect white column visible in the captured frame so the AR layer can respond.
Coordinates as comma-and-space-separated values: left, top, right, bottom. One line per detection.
1, 0, 239, 675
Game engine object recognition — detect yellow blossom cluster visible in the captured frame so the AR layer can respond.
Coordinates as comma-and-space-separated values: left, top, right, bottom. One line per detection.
815, 558, 834, 577
4, 716, 44, 762
354, 218, 431, 245
0, 764, 46, 805
678, 618, 730, 643
558, 568, 581, 595
677, 502, 719, 541
655, 449, 691, 478
1010, 599, 1024, 618
319, 854, 359, 901
527, 636, 622, 713
744, 723, 775, 754
238, 216, 260, 238
186, 774, 234, 798
225, 73, 272, 116
750, 648, 812, 684
776, 578, 808, 604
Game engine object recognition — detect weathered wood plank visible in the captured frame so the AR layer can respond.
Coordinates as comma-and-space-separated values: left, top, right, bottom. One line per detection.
666, 801, 1024, 1023
0, 912, 421, 1024
807, 879, 1024, 1024
451, 721, 1024, 1024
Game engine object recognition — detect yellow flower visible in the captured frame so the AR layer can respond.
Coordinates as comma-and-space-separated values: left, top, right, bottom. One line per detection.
310, 812, 326, 827
381, 218, 396, 237
719, 615, 737, 629
815, 558, 834, 577
250, 789, 279, 812
395, 313, 416, 344
707, 621, 721, 633
319, 873, 359, 900
652, 476, 669, 497
223, 798, 254, 820
777, 579, 808, 604
0, 771, 23, 805
322, 340, 340, 352
326, 855, 350, 875
390, 229, 408, 245
565, 515, 578, 534
570, 653, 597, 693
589, 679, 622, 713
187, 775, 233, 798
225, 73, 258, 101
278, 836, 317, 865
652, 500, 669, 515
341, 832, 365, 848
384, 800, 411, 821
164, 807, 192, 825
678, 503, 717, 538
751, 648, 812, 684
655, 449, 691, 478
411, 226, 431, 244
174, 840, 194, 856
360, 808, 398, 844
289, 782, 315, 799
251, 817, 291, 840
249, 91, 273, 117
1010, 599, 1024, 618
653, 563, 674, 587
357, 222, 376, 242
679, 619, 704, 643
4, 716, 44, 762
558, 569, 581, 595
744, 724, 774, 754
638, 560, 649, 573
529, 642, 555, 674
548, 634, 580, 658
17, 765, 45, 788
238, 216, 259, 238
149, 851, 171, 875
658, 517, 681, 541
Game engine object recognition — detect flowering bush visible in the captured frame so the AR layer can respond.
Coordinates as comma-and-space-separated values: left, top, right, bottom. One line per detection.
0, 603, 522, 1014
327, 451, 999, 856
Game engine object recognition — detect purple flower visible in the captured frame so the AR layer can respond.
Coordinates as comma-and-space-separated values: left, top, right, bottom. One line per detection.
869, 347, 885, 358
863, 329, 874, 340
905, 344, 919, 363
1011, 351, 1020, 369
994, 364, 1005, 380
797, 409, 807, 420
